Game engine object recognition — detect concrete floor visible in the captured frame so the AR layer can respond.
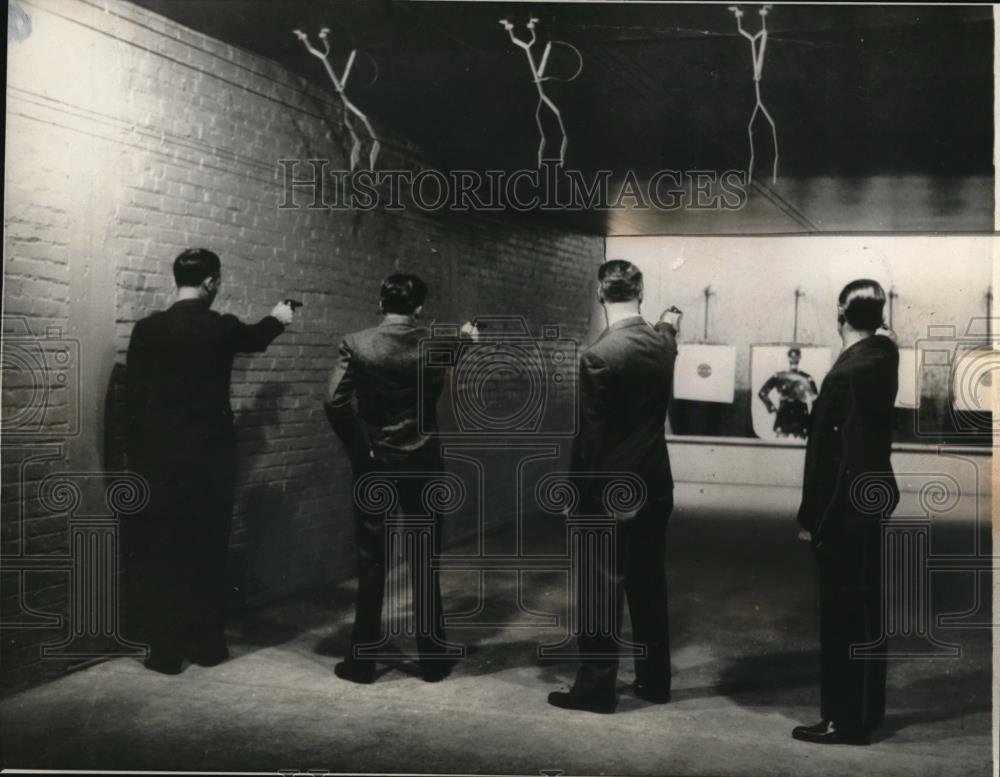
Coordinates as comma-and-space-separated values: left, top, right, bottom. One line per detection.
1, 484, 992, 776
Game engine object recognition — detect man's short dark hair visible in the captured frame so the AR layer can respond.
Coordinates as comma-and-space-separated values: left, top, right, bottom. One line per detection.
598, 260, 643, 303
173, 248, 221, 288
788, 347, 801, 359
380, 272, 428, 315
838, 279, 887, 332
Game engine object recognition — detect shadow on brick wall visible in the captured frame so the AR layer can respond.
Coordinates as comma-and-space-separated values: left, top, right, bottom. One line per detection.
233, 381, 296, 609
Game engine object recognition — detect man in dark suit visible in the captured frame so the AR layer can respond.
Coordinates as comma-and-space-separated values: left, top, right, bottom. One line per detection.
325, 272, 469, 684
127, 248, 293, 674
548, 259, 682, 714
793, 279, 899, 745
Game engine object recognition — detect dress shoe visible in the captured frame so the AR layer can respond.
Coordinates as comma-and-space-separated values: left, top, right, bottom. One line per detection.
792, 720, 871, 746
547, 690, 617, 715
334, 660, 375, 685
143, 654, 183, 675
632, 681, 671, 704
420, 658, 458, 683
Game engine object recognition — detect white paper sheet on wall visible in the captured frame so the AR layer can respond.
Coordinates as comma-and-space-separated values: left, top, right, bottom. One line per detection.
895, 347, 920, 409
673, 344, 737, 404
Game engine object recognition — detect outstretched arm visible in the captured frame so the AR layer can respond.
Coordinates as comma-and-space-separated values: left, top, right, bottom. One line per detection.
223, 302, 291, 353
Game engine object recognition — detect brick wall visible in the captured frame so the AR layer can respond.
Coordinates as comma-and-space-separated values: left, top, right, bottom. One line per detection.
2, 0, 603, 692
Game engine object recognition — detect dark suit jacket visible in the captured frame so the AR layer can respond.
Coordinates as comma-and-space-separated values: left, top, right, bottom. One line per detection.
126, 299, 284, 471
325, 319, 445, 467
797, 334, 900, 541
572, 316, 678, 511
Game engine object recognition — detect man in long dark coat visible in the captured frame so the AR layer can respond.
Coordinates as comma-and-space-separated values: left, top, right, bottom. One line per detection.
793, 279, 899, 745
127, 248, 292, 674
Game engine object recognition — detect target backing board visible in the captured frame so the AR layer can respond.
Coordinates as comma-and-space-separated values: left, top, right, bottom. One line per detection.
951, 345, 994, 412
750, 345, 831, 443
673, 344, 736, 403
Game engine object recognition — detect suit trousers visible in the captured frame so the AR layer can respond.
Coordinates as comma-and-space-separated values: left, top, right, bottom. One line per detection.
573, 493, 673, 697
816, 515, 887, 732
135, 443, 237, 662
348, 452, 448, 666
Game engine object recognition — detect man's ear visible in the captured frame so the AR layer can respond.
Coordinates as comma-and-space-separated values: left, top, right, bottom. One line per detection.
203, 276, 220, 294
413, 305, 424, 319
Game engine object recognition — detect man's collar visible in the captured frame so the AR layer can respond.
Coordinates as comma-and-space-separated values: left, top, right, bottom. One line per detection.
380, 314, 418, 328
607, 315, 648, 333
838, 332, 876, 359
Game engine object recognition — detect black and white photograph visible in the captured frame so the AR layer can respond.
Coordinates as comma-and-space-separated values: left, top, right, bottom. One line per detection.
750, 344, 827, 441
1, 2, 996, 777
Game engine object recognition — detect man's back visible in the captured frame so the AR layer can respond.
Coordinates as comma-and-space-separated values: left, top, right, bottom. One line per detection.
798, 334, 899, 534
572, 316, 678, 505
127, 299, 283, 465
327, 319, 445, 464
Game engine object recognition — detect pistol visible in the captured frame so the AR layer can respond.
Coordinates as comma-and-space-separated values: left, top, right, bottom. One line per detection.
283, 299, 304, 310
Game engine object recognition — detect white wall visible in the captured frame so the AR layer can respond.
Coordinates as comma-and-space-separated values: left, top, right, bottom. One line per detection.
603, 234, 995, 399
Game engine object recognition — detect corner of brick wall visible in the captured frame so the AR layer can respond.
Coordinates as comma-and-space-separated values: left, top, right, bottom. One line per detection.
2, 0, 603, 693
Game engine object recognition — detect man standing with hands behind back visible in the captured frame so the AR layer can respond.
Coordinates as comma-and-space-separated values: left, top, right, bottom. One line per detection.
793, 279, 899, 745
127, 248, 294, 675
548, 259, 682, 714
324, 272, 476, 685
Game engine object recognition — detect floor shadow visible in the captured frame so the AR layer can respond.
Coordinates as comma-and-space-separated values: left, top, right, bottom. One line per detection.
228, 584, 357, 648
715, 647, 819, 701
876, 665, 993, 740
875, 703, 992, 742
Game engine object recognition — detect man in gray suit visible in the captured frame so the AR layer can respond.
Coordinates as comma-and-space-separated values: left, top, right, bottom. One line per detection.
548, 260, 682, 714
325, 272, 467, 684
